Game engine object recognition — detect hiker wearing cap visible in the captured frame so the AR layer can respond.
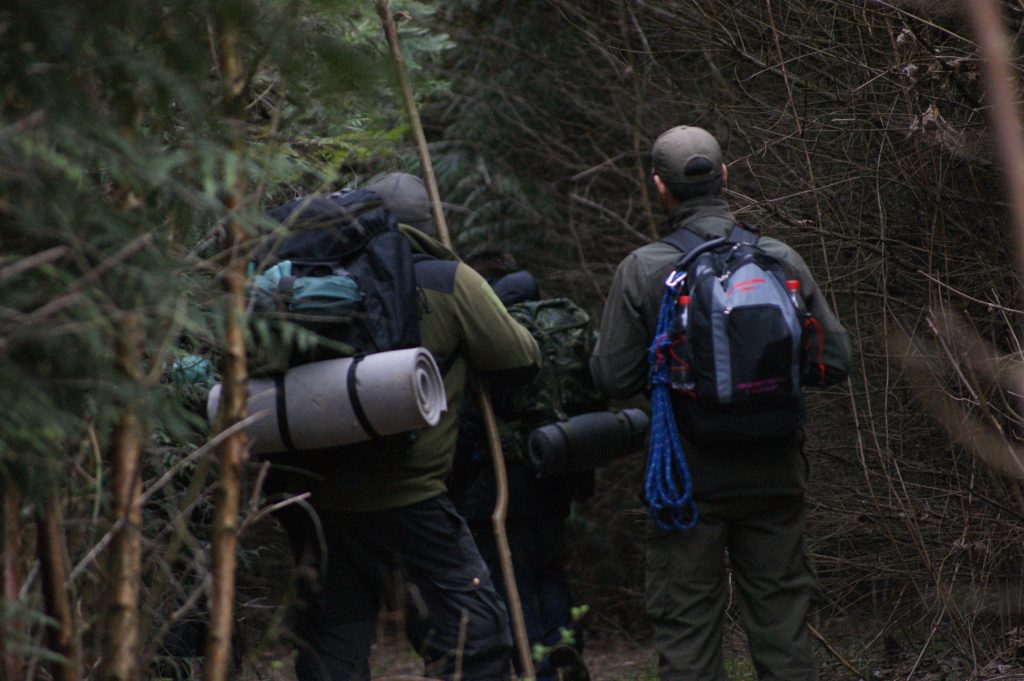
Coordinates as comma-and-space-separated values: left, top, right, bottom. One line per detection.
365, 171, 436, 233
591, 126, 851, 681
268, 173, 540, 681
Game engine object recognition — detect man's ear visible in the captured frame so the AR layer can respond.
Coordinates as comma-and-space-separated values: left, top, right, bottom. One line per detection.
652, 173, 668, 196
652, 173, 677, 211
721, 163, 729, 187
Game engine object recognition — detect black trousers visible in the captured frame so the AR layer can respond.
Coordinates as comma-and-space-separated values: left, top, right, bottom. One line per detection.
276, 495, 514, 681
470, 515, 582, 678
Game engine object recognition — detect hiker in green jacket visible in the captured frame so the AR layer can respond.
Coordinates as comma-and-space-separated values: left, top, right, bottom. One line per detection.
590, 126, 852, 681
269, 173, 541, 681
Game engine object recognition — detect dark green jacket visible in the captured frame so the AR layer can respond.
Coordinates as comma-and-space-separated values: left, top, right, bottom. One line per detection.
590, 197, 852, 498
271, 227, 541, 512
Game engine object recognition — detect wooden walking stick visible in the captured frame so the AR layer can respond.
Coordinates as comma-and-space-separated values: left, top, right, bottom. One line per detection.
375, 3, 537, 678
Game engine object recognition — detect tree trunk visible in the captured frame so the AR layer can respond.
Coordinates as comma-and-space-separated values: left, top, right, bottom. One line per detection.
2, 476, 24, 681
203, 22, 248, 681
204, 279, 247, 681
98, 311, 146, 681
36, 497, 82, 681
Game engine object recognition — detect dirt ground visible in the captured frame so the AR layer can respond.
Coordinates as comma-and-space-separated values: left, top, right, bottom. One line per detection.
226, 589, 1024, 679
236, 638, 657, 681
233, 632, 1024, 681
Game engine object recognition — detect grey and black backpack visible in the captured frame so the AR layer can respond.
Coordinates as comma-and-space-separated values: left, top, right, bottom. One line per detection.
657, 219, 825, 442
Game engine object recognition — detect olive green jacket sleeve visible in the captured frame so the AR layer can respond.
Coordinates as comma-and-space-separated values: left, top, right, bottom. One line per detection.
449, 262, 541, 377
590, 250, 660, 399
301, 250, 540, 513
761, 236, 852, 386
399, 223, 541, 378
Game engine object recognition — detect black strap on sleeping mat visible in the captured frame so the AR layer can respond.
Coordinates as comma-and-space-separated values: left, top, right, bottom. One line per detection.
346, 355, 381, 439
274, 375, 298, 454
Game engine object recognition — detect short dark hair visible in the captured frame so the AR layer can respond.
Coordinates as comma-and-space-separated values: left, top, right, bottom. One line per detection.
465, 246, 519, 280
666, 175, 723, 202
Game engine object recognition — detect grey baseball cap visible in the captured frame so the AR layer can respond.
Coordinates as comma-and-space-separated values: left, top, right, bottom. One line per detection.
365, 172, 435, 234
651, 126, 724, 185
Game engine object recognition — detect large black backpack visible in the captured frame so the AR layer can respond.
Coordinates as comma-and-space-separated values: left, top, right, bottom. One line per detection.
246, 189, 419, 375
658, 219, 824, 442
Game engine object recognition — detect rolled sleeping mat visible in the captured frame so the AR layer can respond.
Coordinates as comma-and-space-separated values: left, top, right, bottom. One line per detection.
206, 347, 446, 455
526, 408, 650, 476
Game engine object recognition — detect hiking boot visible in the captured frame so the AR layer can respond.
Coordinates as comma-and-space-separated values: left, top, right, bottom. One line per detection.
547, 643, 590, 681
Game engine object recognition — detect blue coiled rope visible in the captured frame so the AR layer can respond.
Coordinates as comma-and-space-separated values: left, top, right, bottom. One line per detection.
644, 287, 698, 531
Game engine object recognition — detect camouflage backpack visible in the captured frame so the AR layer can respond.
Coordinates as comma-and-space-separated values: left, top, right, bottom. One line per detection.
504, 297, 608, 429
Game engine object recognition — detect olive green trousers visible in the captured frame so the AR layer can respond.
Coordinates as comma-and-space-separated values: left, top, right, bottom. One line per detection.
645, 495, 819, 681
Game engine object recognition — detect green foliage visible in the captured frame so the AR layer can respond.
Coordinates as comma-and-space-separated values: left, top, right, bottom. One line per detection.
0, 0, 456, 675
248, 0, 452, 198
0, 0, 406, 484
530, 602, 589, 667
421, 2, 592, 277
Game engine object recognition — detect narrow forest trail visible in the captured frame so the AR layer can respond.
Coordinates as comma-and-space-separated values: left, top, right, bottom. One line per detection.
235, 631, 1024, 681
367, 634, 658, 681
235, 635, 657, 681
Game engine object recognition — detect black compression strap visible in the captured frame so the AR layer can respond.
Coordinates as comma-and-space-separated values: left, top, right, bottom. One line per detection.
346, 356, 381, 439
274, 375, 298, 453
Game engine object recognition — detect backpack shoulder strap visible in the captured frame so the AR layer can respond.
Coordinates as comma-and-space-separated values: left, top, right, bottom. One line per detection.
663, 215, 749, 253
729, 222, 760, 245
412, 254, 458, 294
411, 253, 461, 376
661, 228, 705, 254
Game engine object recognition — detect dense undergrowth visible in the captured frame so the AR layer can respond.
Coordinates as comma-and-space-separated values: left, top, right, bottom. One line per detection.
3, 1, 1024, 679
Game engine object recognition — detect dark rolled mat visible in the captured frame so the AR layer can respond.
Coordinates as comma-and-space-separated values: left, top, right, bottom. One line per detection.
526, 408, 649, 476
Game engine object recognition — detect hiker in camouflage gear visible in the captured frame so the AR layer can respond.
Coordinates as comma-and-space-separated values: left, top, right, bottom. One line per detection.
451, 253, 601, 681
504, 299, 607, 429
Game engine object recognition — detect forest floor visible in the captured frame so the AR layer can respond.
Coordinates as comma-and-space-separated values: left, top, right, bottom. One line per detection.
226, 528, 1024, 681
233, 628, 1024, 681
233, 637, 654, 679
236, 634, 658, 681
367, 636, 658, 681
